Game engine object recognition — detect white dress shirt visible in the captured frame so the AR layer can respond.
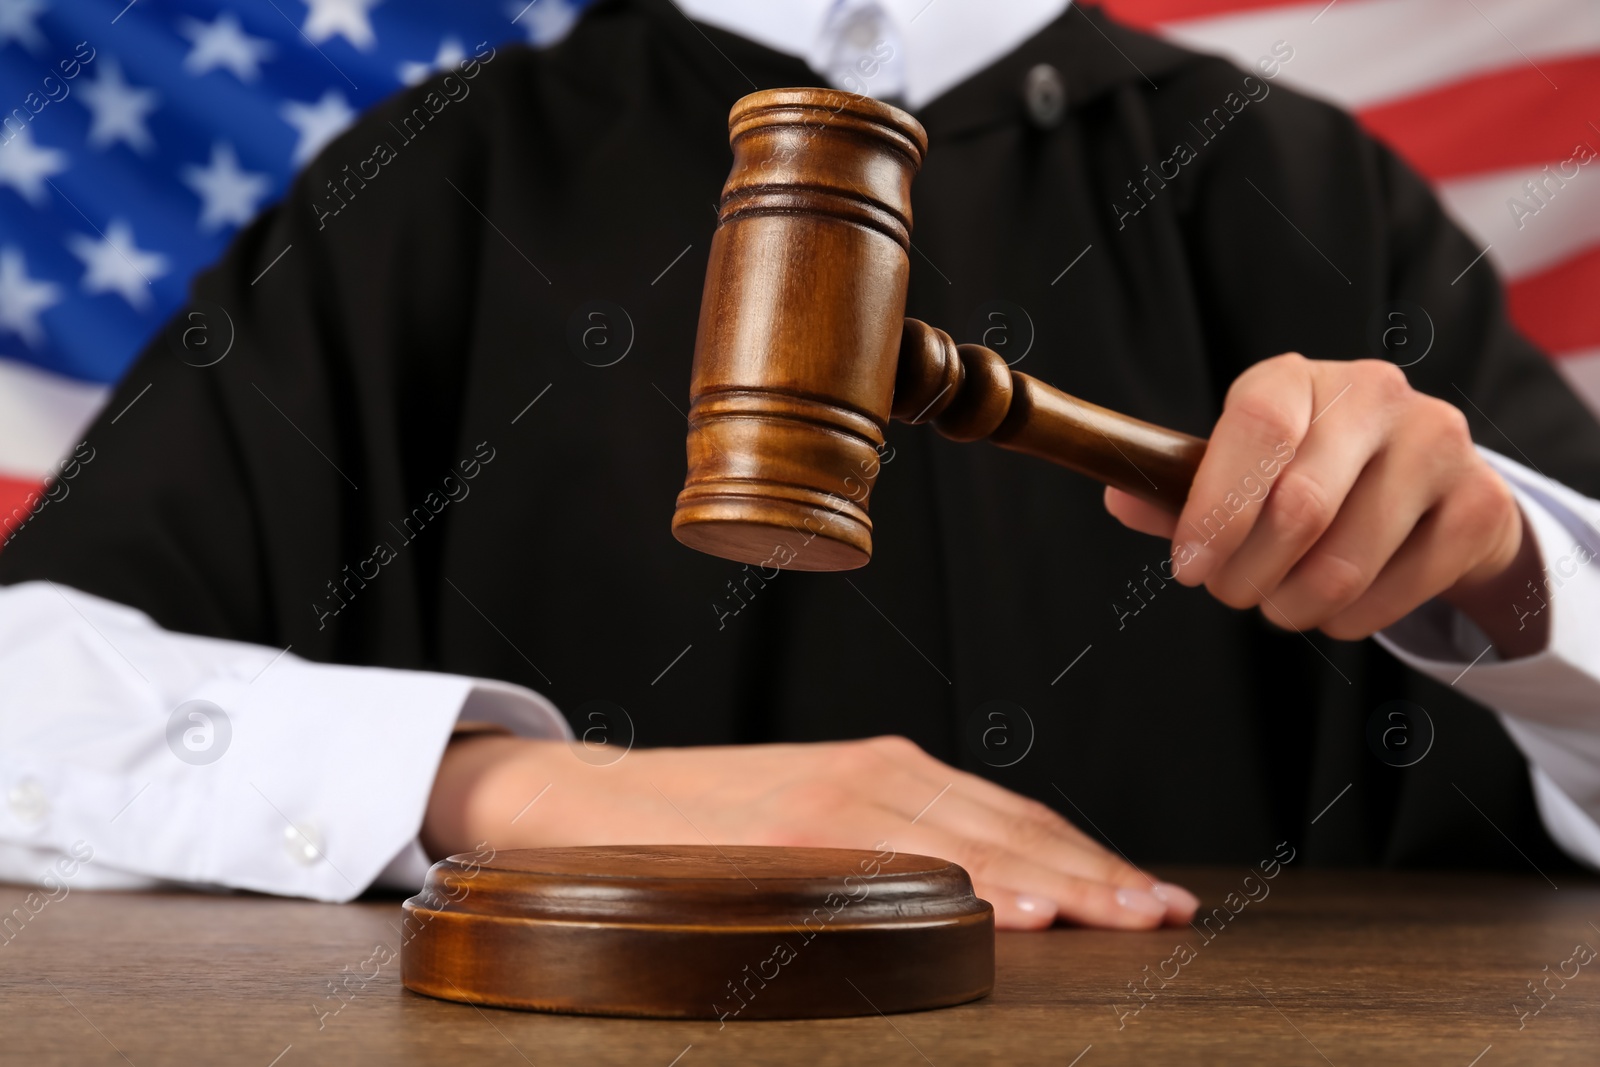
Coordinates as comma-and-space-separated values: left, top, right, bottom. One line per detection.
0, 583, 569, 900
678, 0, 1070, 108
4, 0, 1600, 901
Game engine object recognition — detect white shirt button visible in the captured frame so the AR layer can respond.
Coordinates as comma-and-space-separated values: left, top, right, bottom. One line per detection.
1024, 63, 1067, 128
8, 779, 49, 824
813, 0, 907, 102
283, 821, 326, 866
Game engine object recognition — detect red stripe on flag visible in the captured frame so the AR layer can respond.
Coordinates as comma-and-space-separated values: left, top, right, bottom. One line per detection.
1096, 0, 1305, 29
1357, 55, 1600, 182
1508, 245, 1600, 357
0, 474, 43, 554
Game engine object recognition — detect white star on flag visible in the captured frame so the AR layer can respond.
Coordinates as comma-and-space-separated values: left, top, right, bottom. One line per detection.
66, 219, 169, 310
182, 143, 272, 233
179, 12, 276, 83
508, 0, 580, 46
78, 57, 161, 154
398, 37, 466, 86
0, 0, 47, 53
280, 89, 356, 167
0, 0, 601, 388
0, 126, 68, 206
302, 0, 384, 51
0, 245, 60, 346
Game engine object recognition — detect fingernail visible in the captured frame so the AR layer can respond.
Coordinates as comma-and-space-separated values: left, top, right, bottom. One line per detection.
1150, 882, 1200, 912
1115, 888, 1167, 917
1015, 893, 1055, 917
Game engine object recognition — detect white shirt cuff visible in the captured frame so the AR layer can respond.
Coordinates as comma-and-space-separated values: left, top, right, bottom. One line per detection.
0, 581, 571, 902
369, 678, 572, 891
1376, 447, 1600, 867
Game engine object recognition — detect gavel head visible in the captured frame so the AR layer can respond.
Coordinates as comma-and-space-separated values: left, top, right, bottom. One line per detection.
671, 88, 929, 572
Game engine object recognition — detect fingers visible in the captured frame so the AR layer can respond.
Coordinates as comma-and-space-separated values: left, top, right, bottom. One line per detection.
849, 737, 1199, 930
1104, 486, 1177, 539
1171, 354, 1318, 586
988, 888, 1060, 930
1201, 402, 1388, 611
903, 777, 1135, 889
1321, 467, 1521, 639
1156, 356, 1516, 646
931, 812, 1200, 929
907, 821, 1198, 931
1245, 394, 1493, 637
1259, 445, 1437, 631
553, 734, 1202, 934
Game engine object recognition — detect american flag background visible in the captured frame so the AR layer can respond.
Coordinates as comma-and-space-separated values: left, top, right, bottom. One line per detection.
1, 0, 1597, 539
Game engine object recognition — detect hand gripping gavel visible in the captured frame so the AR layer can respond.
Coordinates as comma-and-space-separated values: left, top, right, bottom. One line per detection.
672, 88, 1209, 571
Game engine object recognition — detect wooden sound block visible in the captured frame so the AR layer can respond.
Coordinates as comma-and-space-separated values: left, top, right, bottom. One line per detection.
400, 845, 994, 1020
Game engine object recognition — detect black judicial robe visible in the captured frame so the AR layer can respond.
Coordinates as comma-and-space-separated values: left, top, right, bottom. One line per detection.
6, 0, 1600, 872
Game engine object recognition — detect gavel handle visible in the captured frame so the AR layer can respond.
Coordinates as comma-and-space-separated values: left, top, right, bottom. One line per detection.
891, 319, 1207, 513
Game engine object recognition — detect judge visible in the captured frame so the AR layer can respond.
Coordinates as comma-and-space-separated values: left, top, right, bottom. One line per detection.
3, 0, 1599, 933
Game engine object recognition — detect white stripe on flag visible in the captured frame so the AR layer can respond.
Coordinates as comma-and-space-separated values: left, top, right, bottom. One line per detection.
1159, 0, 1600, 112
0, 357, 109, 480
1555, 347, 1600, 421
1436, 161, 1600, 282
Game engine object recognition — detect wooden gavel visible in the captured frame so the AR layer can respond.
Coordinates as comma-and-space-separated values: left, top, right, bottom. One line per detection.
672, 88, 1209, 571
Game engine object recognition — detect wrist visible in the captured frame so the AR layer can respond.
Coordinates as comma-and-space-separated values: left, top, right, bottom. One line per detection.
421, 734, 547, 860
1441, 506, 1548, 659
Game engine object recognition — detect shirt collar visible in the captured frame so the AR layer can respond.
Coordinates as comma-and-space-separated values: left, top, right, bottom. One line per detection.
672, 0, 1073, 109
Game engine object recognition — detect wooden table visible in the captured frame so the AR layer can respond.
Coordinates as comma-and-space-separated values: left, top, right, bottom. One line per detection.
4, 869, 1599, 1065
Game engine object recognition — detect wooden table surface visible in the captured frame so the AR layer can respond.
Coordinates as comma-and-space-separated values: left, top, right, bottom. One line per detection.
4, 868, 1599, 1066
